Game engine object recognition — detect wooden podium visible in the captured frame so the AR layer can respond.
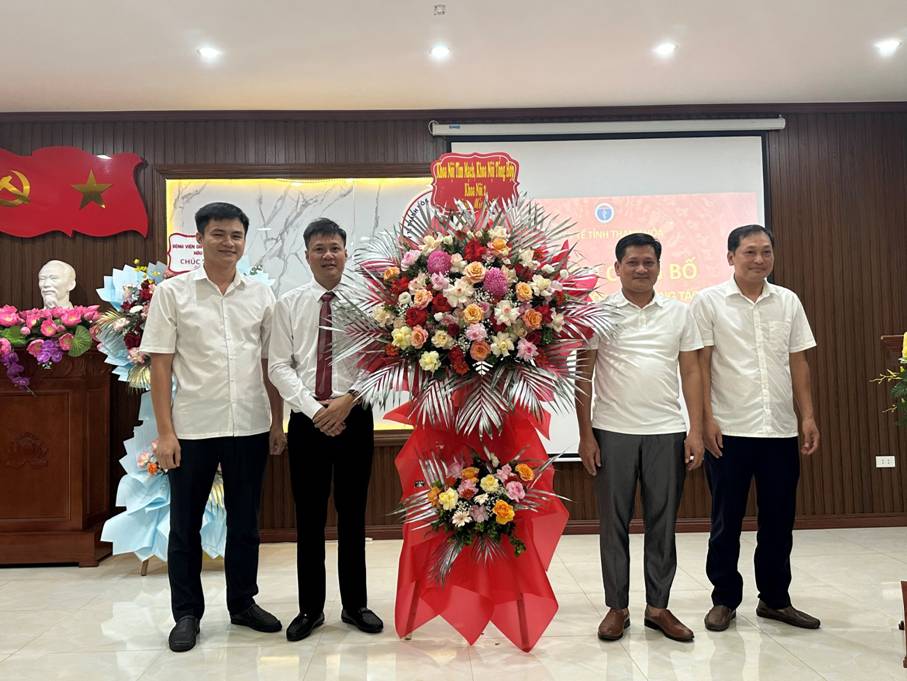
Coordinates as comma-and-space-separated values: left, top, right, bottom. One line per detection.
0, 349, 111, 566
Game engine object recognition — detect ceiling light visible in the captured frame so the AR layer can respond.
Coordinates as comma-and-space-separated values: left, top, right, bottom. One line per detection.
97, 154, 111, 160
430, 44, 451, 61
875, 38, 901, 57
433, 4, 446, 15
653, 42, 677, 58
197, 46, 222, 62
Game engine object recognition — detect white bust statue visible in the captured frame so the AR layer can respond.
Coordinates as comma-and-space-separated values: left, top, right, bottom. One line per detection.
38, 260, 77, 309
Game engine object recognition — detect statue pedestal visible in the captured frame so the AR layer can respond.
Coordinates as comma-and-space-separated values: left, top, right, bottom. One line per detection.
0, 350, 111, 566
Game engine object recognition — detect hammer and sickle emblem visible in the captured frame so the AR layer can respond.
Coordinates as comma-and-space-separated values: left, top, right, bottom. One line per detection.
0, 170, 31, 207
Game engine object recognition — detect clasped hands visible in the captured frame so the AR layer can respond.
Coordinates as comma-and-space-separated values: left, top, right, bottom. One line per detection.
313, 393, 355, 437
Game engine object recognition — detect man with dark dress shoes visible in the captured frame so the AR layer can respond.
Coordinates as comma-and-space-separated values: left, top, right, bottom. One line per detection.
269, 218, 383, 641
575, 233, 705, 643
142, 202, 286, 652
691, 224, 821, 633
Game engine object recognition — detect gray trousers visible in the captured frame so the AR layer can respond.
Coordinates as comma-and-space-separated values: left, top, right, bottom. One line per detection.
594, 429, 686, 609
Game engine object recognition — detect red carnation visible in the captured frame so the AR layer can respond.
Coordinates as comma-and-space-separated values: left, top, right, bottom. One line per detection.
553, 291, 566, 307
124, 331, 142, 350
536, 304, 553, 324
447, 323, 460, 337
460, 487, 476, 500
390, 276, 411, 297
431, 293, 452, 313
514, 264, 533, 281
527, 331, 542, 345
464, 239, 486, 262
405, 307, 428, 328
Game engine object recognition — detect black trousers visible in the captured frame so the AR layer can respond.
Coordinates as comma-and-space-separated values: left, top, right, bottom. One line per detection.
288, 404, 374, 616
705, 435, 800, 610
168, 433, 269, 622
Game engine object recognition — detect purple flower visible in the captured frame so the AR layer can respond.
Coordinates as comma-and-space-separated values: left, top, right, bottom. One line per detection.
427, 250, 452, 275
483, 267, 509, 299
1, 348, 29, 391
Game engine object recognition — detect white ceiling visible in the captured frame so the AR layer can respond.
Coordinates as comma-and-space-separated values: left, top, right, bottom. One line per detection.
2, 0, 906, 112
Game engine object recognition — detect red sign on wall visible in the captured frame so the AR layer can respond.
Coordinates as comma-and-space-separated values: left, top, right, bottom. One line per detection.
0, 146, 147, 238
430, 152, 520, 211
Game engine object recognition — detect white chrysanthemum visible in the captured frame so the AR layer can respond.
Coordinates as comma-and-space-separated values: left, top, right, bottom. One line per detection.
451, 509, 472, 528
397, 292, 412, 305
444, 278, 474, 307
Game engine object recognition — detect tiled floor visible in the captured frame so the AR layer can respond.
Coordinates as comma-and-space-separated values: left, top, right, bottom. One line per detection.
1, 528, 905, 680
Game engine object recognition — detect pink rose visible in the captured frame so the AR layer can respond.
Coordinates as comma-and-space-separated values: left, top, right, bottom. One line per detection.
0, 305, 20, 327
506, 480, 526, 502
26, 339, 44, 357
457, 478, 477, 496
0, 338, 12, 355
58, 333, 74, 352
411, 325, 429, 349
465, 324, 487, 342
495, 464, 513, 483
430, 273, 450, 291
401, 249, 421, 270
59, 309, 83, 327
470, 506, 489, 523
40, 319, 58, 337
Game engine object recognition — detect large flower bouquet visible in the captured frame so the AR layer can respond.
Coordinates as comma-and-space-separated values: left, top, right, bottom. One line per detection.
93, 260, 168, 390
335, 198, 614, 436
874, 331, 907, 426
397, 446, 562, 582
0, 304, 99, 390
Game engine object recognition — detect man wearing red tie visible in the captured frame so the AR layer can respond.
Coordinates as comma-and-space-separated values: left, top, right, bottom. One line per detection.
268, 218, 383, 641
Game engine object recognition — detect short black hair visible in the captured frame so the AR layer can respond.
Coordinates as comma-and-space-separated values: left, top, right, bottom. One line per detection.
728, 224, 774, 251
615, 233, 662, 262
195, 202, 250, 234
304, 218, 347, 248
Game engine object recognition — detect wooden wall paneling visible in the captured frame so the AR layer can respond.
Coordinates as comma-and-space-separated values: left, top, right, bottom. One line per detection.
1, 108, 905, 541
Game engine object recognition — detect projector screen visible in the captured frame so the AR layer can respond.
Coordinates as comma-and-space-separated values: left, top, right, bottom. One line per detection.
451, 136, 767, 456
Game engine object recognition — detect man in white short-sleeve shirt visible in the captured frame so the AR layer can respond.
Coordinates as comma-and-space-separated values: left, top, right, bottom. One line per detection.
576, 233, 705, 644
142, 202, 286, 652
691, 224, 821, 633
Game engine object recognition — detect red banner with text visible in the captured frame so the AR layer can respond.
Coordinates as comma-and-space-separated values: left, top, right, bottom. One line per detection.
0, 146, 147, 238
430, 152, 519, 211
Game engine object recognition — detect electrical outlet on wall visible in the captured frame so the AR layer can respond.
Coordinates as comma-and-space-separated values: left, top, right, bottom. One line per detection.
875, 455, 896, 468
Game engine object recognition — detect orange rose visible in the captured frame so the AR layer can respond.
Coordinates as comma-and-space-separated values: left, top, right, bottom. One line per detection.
463, 261, 487, 284
463, 303, 485, 325
383, 266, 400, 281
493, 499, 515, 525
469, 340, 491, 361
515, 463, 535, 482
412, 289, 433, 309
522, 309, 543, 331
410, 325, 429, 349
427, 486, 441, 507
461, 466, 480, 480
147, 462, 159, 476
490, 237, 510, 255
515, 282, 533, 302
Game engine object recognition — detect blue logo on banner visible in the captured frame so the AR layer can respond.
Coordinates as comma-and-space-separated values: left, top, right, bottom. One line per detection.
594, 203, 615, 224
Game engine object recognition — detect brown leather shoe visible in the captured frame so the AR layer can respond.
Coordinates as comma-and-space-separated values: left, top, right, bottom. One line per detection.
756, 600, 820, 629
597, 608, 630, 641
644, 607, 694, 642
704, 605, 736, 631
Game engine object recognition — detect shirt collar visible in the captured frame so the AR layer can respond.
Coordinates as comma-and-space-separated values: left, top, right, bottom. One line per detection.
724, 276, 773, 302
311, 278, 344, 297
609, 289, 665, 310
192, 266, 245, 292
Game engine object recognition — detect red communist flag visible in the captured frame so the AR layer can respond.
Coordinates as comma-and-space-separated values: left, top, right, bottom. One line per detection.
0, 146, 147, 237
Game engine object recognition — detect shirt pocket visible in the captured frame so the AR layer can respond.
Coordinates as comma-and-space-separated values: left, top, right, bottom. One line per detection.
767, 319, 792, 354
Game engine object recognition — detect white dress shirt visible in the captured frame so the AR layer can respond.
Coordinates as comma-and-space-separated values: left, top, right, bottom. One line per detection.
690, 277, 816, 438
268, 280, 360, 420
140, 267, 276, 440
588, 291, 703, 435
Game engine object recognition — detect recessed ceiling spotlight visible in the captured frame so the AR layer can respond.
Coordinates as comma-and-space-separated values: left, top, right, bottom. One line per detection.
875, 38, 901, 57
653, 41, 677, 58
433, 4, 446, 15
430, 44, 451, 61
197, 46, 222, 62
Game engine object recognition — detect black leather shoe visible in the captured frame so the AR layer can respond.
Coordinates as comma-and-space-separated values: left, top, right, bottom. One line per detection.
168, 615, 200, 652
341, 607, 384, 634
286, 612, 325, 642
230, 603, 282, 633
756, 600, 821, 629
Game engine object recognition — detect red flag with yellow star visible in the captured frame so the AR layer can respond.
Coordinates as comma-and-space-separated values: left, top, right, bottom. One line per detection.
0, 146, 147, 237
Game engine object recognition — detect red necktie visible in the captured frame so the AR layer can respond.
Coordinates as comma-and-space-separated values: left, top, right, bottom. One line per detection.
315, 291, 335, 401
